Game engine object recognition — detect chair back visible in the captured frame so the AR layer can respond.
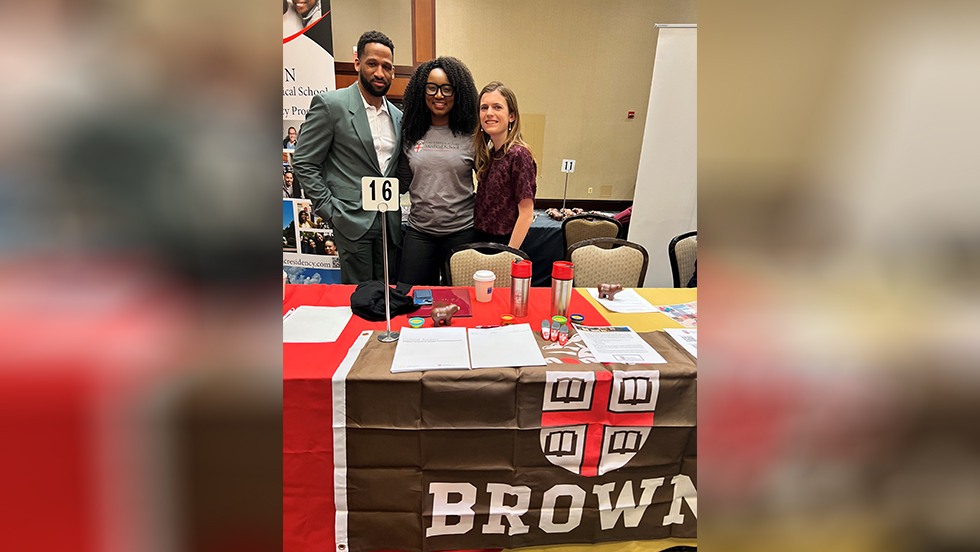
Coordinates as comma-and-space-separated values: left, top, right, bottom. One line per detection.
445, 242, 530, 287
668, 231, 697, 288
567, 238, 649, 288
561, 214, 623, 255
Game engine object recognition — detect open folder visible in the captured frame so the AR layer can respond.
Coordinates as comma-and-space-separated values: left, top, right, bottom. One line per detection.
390, 323, 546, 373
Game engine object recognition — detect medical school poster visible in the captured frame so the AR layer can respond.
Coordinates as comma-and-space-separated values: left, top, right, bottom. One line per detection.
283, 1, 336, 282
283, 199, 341, 284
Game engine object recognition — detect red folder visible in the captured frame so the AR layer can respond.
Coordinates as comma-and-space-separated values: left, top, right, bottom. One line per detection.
415, 288, 473, 317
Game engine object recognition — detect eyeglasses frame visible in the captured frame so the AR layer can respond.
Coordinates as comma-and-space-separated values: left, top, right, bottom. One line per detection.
423, 82, 455, 97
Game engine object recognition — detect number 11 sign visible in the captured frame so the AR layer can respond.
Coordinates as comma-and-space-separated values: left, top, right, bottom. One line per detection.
361, 177, 398, 211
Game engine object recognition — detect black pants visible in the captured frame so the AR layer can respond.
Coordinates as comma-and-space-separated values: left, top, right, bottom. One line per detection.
398, 226, 477, 286
332, 214, 396, 284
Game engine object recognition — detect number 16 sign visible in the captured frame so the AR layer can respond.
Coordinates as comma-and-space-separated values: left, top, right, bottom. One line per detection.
361, 177, 398, 211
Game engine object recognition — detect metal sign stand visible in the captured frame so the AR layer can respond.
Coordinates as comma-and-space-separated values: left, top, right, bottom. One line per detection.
360, 176, 400, 343
560, 159, 575, 210
561, 173, 569, 210
376, 203, 398, 343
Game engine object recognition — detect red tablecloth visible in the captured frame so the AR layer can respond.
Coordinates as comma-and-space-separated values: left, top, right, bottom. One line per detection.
283, 285, 610, 552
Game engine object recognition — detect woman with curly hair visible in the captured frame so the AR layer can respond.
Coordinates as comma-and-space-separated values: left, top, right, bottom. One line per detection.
396, 56, 479, 285
472, 81, 536, 250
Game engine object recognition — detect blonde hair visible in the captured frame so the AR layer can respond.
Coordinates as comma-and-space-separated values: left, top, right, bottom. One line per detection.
473, 81, 533, 181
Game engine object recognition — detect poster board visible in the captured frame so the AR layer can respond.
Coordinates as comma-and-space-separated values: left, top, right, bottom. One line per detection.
283, 1, 339, 283
629, 25, 697, 287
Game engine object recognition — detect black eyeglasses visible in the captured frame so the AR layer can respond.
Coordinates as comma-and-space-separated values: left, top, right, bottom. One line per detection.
424, 83, 455, 97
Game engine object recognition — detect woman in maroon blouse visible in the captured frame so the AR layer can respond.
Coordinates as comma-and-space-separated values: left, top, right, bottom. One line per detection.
472, 81, 537, 250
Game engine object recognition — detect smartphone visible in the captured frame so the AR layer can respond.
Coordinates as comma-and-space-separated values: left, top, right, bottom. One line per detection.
413, 289, 433, 306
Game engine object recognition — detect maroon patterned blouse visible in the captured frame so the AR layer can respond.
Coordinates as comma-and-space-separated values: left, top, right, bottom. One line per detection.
474, 145, 537, 236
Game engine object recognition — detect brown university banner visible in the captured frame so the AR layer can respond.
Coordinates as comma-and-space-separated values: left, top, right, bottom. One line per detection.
332, 330, 697, 551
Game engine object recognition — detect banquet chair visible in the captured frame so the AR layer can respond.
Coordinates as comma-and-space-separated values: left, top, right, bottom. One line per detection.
561, 213, 623, 256
668, 231, 697, 288
566, 238, 649, 288
444, 242, 530, 287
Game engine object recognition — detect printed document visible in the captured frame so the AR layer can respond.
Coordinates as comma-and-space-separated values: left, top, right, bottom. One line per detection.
468, 323, 547, 369
664, 328, 697, 358
283, 305, 352, 343
391, 327, 471, 373
576, 325, 666, 364
586, 288, 657, 313
655, 302, 697, 328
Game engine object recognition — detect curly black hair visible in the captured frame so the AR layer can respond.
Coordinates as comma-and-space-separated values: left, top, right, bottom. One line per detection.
357, 30, 394, 58
400, 57, 478, 145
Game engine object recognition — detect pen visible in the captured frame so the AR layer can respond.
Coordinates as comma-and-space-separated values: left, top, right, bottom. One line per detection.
283, 307, 297, 321
475, 325, 501, 329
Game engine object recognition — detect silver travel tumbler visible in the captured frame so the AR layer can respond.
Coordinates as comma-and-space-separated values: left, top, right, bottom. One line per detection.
550, 261, 574, 318
510, 260, 532, 318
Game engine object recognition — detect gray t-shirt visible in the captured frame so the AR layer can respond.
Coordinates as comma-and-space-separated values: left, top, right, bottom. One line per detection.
397, 125, 475, 235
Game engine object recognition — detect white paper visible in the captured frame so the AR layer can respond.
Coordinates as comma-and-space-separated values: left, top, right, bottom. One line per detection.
664, 328, 697, 358
282, 305, 353, 343
391, 327, 471, 373
575, 325, 666, 364
468, 323, 547, 369
586, 288, 657, 313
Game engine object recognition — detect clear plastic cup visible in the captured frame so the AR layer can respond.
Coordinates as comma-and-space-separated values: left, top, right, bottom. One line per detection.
473, 270, 496, 303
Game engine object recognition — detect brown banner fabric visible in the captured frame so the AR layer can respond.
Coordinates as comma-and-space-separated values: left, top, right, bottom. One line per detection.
340, 330, 697, 551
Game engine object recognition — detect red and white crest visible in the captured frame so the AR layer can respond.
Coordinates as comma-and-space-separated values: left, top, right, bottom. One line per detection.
541, 370, 659, 476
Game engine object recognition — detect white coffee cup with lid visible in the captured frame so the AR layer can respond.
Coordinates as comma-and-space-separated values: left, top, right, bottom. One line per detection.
473, 270, 496, 303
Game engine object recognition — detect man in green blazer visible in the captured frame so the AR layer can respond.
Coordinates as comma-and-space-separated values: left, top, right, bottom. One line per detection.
294, 30, 403, 284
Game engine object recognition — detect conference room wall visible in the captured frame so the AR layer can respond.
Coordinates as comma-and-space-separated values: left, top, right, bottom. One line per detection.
437, 0, 696, 201
332, 0, 414, 66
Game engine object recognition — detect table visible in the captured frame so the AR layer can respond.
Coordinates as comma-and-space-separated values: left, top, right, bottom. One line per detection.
284, 285, 697, 552
521, 211, 623, 286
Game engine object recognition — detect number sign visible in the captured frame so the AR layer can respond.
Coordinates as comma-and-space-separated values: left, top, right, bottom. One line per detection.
361, 177, 398, 211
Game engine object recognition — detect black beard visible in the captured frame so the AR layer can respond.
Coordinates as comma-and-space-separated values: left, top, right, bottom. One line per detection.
360, 72, 390, 97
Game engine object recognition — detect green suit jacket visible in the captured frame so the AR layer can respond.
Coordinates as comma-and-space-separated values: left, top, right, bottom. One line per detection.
293, 83, 403, 245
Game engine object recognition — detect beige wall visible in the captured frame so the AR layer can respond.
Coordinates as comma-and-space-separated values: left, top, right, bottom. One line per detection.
330, 0, 696, 201
437, 0, 696, 200
332, 0, 414, 66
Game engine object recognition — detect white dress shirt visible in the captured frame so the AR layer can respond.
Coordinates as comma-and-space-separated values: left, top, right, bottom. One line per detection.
359, 92, 396, 173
